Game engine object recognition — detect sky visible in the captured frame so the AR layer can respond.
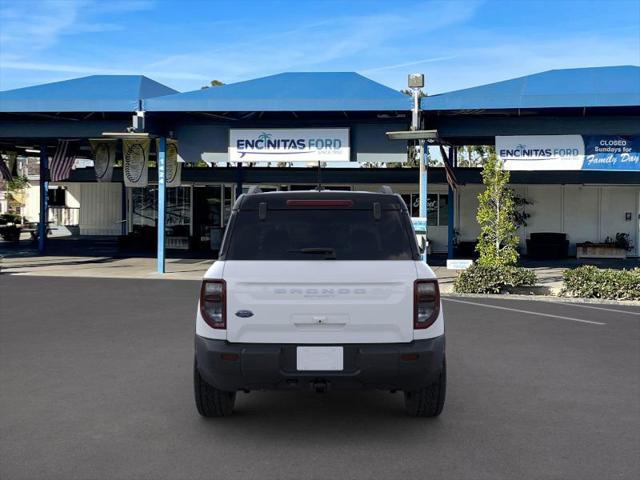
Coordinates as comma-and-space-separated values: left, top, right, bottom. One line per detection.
0, 0, 639, 94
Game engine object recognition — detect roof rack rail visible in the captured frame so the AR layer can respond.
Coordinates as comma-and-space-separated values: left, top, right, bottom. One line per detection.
247, 186, 263, 195
377, 185, 394, 194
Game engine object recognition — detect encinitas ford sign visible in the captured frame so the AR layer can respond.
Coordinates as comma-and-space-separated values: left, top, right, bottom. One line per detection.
497, 135, 640, 171
497, 135, 585, 170
229, 128, 350, 162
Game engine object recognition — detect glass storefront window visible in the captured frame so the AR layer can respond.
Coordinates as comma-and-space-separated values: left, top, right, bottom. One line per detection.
427, 194, 438, 226
401, 192, 449, 226
223, 186, 233, 226
130, 186, 191, 249
131, 187, 157, 228
438, 194, 449, 226
166, 187, 191, 228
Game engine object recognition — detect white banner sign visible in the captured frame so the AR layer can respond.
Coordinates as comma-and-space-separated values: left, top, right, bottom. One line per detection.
496, 135, 585, 170
123, 138, 150, 187
229, 128, 350, 162
90, 139, 116, 182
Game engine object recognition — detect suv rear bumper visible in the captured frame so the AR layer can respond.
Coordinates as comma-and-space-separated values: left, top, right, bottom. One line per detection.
195, 335, 445, 392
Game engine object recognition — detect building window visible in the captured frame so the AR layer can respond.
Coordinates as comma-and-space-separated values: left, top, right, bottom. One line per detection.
131, 186, 191, 233
401, 193, 449, 226
48, 188, 66, 207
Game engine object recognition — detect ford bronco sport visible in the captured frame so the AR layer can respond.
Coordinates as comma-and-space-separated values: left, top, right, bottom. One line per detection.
194, 188, 445, 417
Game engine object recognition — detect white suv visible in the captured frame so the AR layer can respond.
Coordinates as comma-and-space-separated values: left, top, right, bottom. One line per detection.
194, 188, 445, 417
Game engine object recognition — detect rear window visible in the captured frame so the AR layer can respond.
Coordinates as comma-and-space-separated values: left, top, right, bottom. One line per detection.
222, 208, 418, 260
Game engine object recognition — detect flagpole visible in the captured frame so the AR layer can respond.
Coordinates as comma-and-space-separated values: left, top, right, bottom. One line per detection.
38, 144, 48, 254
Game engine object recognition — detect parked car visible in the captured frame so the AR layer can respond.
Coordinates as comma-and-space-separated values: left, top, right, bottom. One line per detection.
193, 188, 446, 417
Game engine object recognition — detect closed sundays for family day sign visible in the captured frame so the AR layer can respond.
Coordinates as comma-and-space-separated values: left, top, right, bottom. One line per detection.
496, 135, 640, 171
229, 128, 350, 162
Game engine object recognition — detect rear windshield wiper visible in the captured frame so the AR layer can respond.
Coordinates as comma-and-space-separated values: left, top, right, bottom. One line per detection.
287, 247, 337, 259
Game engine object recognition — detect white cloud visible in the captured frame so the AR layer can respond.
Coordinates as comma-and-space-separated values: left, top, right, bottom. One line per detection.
0, 0, 153, 56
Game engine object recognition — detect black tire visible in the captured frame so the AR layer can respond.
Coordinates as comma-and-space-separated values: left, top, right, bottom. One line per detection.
194, 360, 236, 417
404, 358, 446, 417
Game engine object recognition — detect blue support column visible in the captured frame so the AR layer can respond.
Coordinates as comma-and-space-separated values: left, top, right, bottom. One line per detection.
419, 140, 428, 263
157, 137, 166, 273
235, 162, 243, 197
38, 145, 48, 254
447, 146, 456, 259
121, 182, 127, 236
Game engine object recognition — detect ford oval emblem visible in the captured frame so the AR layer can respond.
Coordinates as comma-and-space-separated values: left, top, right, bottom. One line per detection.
235, 310, 254, 318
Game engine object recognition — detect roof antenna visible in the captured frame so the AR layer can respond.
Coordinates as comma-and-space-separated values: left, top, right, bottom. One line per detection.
316, 160, 323, 191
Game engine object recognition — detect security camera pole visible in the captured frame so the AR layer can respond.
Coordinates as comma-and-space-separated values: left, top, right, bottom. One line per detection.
408, 73, 427, 262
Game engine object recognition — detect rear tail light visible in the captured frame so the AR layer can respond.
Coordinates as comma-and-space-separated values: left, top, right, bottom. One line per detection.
414, 279, 440, 329
200, 279, 226, 329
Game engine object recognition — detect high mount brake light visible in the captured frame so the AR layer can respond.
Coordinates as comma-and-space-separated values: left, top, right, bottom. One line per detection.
200, 279, 226, 329
414, 279, 440, 329
286, 199, 354, 208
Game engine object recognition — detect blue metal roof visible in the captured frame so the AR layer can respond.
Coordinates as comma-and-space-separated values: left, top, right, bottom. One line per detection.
145, 72, 411, 112
0, 75, 178, 113
422, 66, 640, 111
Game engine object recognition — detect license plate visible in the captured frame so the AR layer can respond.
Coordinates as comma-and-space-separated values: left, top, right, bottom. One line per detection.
296, 346, 343, 371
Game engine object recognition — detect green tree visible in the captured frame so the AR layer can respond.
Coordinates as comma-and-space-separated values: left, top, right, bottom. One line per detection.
475, 153, 519, 266
457, 145, 495, 167
201, 79, 225, 89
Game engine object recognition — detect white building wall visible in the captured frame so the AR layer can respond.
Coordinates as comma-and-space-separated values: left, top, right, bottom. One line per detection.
456, 183, 640, 257
562, 186, 599, 255
599, 187, 639, 256
78, 182, 122, 235
457, 184, 483, 242
23, 182, 40, 222
64, 184, 81, 208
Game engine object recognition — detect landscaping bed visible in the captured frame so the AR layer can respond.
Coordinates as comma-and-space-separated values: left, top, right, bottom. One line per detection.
561, 265, 640, 301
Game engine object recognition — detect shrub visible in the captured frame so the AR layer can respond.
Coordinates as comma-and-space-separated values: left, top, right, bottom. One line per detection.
453, 264, 536, 294
561, 266, 640, 300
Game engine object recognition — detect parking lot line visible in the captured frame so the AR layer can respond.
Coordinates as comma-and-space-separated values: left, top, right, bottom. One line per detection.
539, 302, 640, 316
443, 298, 607, 325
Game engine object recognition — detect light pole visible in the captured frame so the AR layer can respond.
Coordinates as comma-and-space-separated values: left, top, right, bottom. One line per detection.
408, 73, 427, 262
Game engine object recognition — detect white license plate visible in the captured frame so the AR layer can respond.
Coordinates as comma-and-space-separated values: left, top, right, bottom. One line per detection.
296, 346, 344, 371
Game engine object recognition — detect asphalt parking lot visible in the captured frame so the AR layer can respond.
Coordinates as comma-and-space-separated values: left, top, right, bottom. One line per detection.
1, 275, 639, 480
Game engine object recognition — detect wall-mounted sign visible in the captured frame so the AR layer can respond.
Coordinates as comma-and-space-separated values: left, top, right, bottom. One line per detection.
496, 135, 584, 170
582, 136, 640, 171
447, 259, 473, 270
229, 128, 350, 162
497, 135, 640, 171
411, 217, 427, 233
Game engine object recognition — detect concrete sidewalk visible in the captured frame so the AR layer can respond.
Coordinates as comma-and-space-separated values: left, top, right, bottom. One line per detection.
0, 255, 212, 281
0, 254, 570, 293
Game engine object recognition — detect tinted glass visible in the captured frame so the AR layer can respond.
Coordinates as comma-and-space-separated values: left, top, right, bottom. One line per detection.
224, 209, 417, 260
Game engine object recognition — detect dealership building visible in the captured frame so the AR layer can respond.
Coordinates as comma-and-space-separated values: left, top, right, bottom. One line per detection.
1, 65, 639, 263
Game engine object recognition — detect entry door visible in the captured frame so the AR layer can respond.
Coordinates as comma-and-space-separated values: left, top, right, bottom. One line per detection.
193, 186, 222, 253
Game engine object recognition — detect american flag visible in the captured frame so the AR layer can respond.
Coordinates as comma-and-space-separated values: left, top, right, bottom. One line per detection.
0, 156, 12, 181
49, 140, 78, 182
439, 145, 458, 190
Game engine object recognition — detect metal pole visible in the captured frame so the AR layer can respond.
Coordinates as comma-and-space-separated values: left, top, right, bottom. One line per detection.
411, 89, 419, 131
411, 87, 428, 263
38, 144, 48, 254
157, 137, 166, 273
419, 140, 428, 263
447, 146, 455, 259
